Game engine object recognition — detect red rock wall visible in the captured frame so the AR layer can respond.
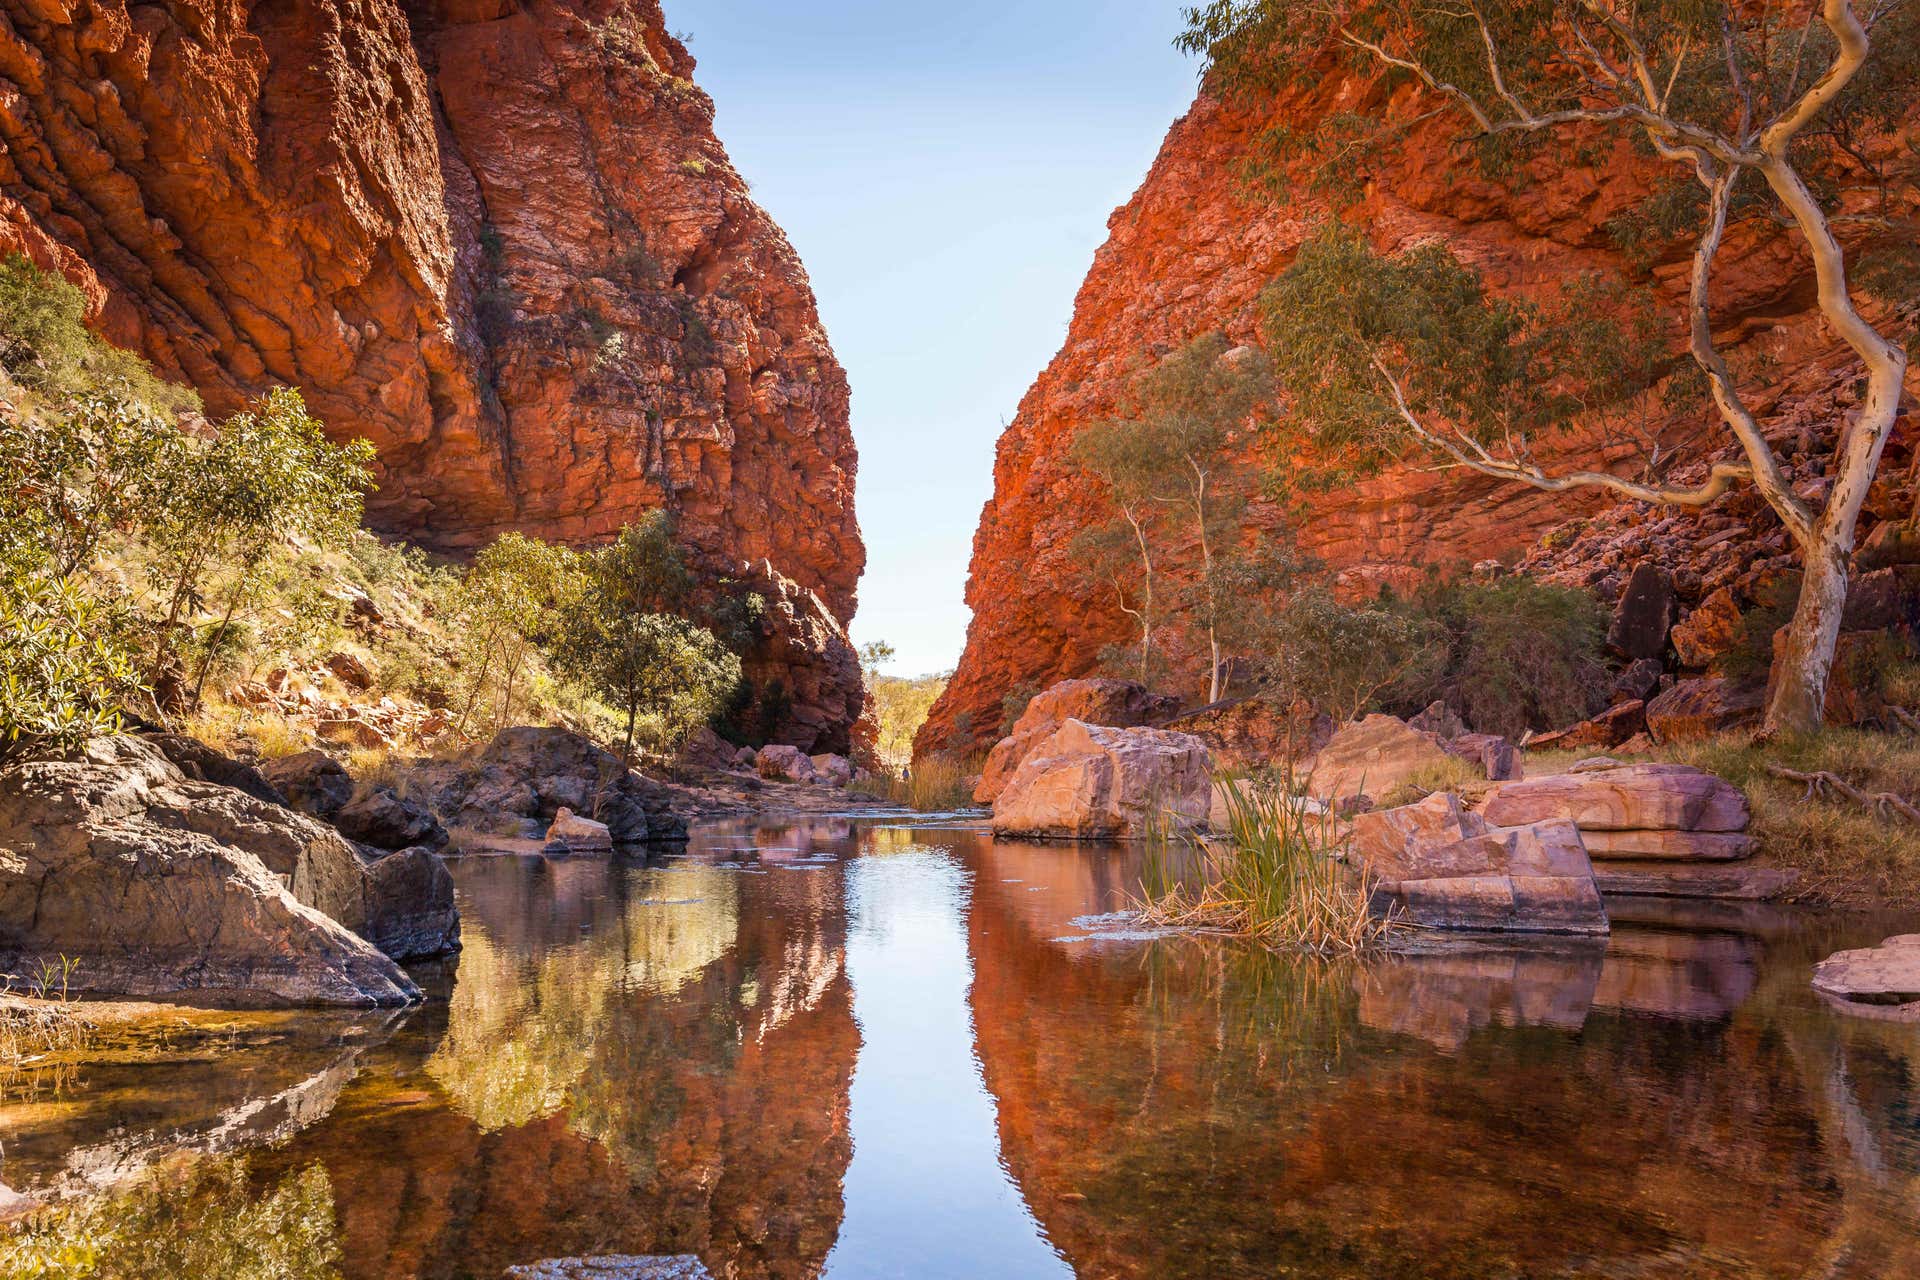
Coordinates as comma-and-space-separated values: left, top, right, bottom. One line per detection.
920, 66, 1917, 758
0, 0, 864, 746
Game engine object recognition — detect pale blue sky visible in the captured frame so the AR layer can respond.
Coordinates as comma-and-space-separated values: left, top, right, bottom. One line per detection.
684, 2, 1199, 677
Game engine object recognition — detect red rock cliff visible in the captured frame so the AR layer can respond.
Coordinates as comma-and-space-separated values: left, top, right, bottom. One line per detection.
0, 0, 864, 749
920, 67, 1917, 757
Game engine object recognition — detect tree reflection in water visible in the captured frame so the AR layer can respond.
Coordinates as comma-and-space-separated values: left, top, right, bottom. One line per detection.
3, 820, 1918, 1280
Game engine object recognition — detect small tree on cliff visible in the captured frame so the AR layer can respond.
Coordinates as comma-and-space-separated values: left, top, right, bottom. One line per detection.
1184, 1, 1919, 736
1070, 418, 1167, 687
1071, 334, 1273, 702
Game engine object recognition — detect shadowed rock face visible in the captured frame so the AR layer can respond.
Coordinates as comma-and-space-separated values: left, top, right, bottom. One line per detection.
920, 65, 1920, 757
0, 0, 863, 743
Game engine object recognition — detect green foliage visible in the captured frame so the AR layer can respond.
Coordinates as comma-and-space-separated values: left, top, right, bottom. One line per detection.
143, 387, 376, 704
1068, 334, 1274, 697
0, 1155, 343, 1280
0, 571, 138, 762
1248, 585, 1440, 725
555, 523, 743, 756
449, 533, 582, 734
0, 394, 190, 578
867, 670, 948, 770
1395, 577, 1609, 738
998, 680, 1040, 737
1261, 227, 1676, 473
0, 254, 198, 416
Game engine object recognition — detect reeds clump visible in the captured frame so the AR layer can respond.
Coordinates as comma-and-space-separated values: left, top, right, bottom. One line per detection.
853, 753, 979, 813
1136, 775, 1395, 956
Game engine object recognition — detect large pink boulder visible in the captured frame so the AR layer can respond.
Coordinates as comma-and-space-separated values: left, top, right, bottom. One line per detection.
990, 720, 1211, 841
975, 679, 1180, 804
1304, 715, 1454, 804
1348, 792, 1608, 935
1481, 763, 1749, 833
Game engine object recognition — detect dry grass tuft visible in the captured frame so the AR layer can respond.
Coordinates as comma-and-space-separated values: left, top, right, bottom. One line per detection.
855, 753, 980, 812
1137, 779, 1395, 956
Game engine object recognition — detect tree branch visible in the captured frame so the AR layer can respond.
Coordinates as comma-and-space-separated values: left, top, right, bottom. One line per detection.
1368, 355, 1755, 510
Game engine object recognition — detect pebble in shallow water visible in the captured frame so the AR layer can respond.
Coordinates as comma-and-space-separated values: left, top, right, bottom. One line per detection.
504, 1257, 712, 1280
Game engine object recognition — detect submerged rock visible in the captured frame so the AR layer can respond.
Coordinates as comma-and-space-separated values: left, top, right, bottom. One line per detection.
504, 1258, 712, 1280
0, 737, 455, 1007
991, 720, 1211, 841
1812, 935, 1920, 1017
545, 808, 614, 856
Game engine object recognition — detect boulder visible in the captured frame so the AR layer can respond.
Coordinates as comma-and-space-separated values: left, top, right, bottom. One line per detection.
1348, 793, 1607, 935
431, 728, 687, 845
1645, 677, 1766, 742
1811, 935, 1920, 1014
991, 721, 1212, 841
757, 744, 819, 783
334, 786, 449, 852
1613, 658, 1665, 704
1607, 563, 1677, 660
325, 651, 375, 691
677, 727, 741, 772
144, 734, 285, 805
1164, 697, 1330, 772
1526, 701, 1646, 753
0, 737, 457, 1007
809, 753, 855, 787
975, 679, 1182, 805
261, 751, 355, 820
1304, 716, 1454, 804
1481, 763, 1749, 832
1408, 701, 1468, 740
1444, 733, 1522, 782
1855, 523, 1920, 572
544, 807, 614, 855
1840, 565, 1920, 633
1671, 588, 1743, 670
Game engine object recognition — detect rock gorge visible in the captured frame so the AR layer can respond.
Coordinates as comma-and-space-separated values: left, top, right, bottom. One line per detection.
921, 59, 1919, 757
0, 0, 864, 750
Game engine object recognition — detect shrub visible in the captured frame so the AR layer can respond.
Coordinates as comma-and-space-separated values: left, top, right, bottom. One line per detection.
1252, 586, 1441, 725
1395, 577, 1609, 738
0, 571, 141, 762
553, 523, 743, 756
0, 253, 198, 414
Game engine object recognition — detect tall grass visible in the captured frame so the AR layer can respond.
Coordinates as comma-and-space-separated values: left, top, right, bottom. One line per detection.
1136, 778, 1395, 956
852, 754, 979, 812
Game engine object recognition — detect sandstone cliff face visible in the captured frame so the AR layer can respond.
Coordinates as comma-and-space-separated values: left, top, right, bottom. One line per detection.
0, 0, 863, 749
921, 69, 1917, 758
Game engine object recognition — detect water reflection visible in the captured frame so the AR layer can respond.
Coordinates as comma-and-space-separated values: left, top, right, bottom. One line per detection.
3, 819, 1917, 1279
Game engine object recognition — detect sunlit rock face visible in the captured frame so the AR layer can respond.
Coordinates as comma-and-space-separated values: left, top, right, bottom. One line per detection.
920, 64, 1919, 756
0, 0, 863, 742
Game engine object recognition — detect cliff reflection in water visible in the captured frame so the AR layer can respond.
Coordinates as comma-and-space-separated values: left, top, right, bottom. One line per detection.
7, 818, 1920, 1279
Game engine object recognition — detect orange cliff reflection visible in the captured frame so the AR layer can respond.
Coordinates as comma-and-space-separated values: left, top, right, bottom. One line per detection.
964, 837, 1920, 1280
256, 829, 861, 1280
